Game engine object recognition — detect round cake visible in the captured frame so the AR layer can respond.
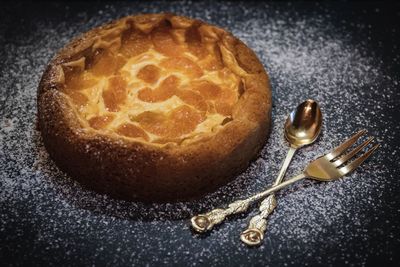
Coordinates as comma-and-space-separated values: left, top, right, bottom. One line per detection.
37, 13, 272, 202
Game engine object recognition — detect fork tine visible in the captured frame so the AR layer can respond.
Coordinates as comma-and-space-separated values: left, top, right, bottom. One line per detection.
332, 137, 374, 167
325, 129, 367, 160
339, 144, 380, 176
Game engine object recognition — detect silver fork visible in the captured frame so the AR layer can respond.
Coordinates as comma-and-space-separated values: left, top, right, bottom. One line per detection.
191, 130, 379, 240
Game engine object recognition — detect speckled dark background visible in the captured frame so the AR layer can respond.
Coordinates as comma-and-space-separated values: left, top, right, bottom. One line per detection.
1, 1, 400, 266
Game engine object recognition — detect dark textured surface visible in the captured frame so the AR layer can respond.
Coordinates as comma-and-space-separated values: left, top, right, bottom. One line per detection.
1, 1, 400, 266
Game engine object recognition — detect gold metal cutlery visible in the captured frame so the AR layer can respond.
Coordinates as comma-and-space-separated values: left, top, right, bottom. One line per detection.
241, 99, 322, 245
191, 129, 379, 241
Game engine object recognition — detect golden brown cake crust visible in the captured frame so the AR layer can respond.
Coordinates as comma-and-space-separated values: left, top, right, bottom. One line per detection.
37, 13, 272, 202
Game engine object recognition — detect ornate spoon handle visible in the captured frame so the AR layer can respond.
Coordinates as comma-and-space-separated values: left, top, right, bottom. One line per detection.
240, 147, 296, 245
190, 172, 306, 233
240, 195, 277, 245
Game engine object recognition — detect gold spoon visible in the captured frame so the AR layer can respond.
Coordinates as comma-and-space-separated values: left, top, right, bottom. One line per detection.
191, 99, 322, 234
190, 130, 378, 242
240, 99, 322, 246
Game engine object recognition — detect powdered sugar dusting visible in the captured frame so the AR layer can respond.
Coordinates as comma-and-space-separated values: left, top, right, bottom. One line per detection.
1, 1, 399, 266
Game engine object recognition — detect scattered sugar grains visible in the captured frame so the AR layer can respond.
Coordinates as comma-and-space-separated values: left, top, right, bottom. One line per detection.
0, 2, 399, 266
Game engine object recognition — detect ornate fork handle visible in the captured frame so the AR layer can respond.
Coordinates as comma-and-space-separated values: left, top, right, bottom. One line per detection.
190, 198, 253, 233
190, 173, 306, 233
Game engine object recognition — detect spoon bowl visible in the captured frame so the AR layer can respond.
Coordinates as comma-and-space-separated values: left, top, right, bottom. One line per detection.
284, 99, 322, 148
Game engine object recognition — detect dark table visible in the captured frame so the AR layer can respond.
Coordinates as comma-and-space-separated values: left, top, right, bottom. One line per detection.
1, 1, 399, 266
